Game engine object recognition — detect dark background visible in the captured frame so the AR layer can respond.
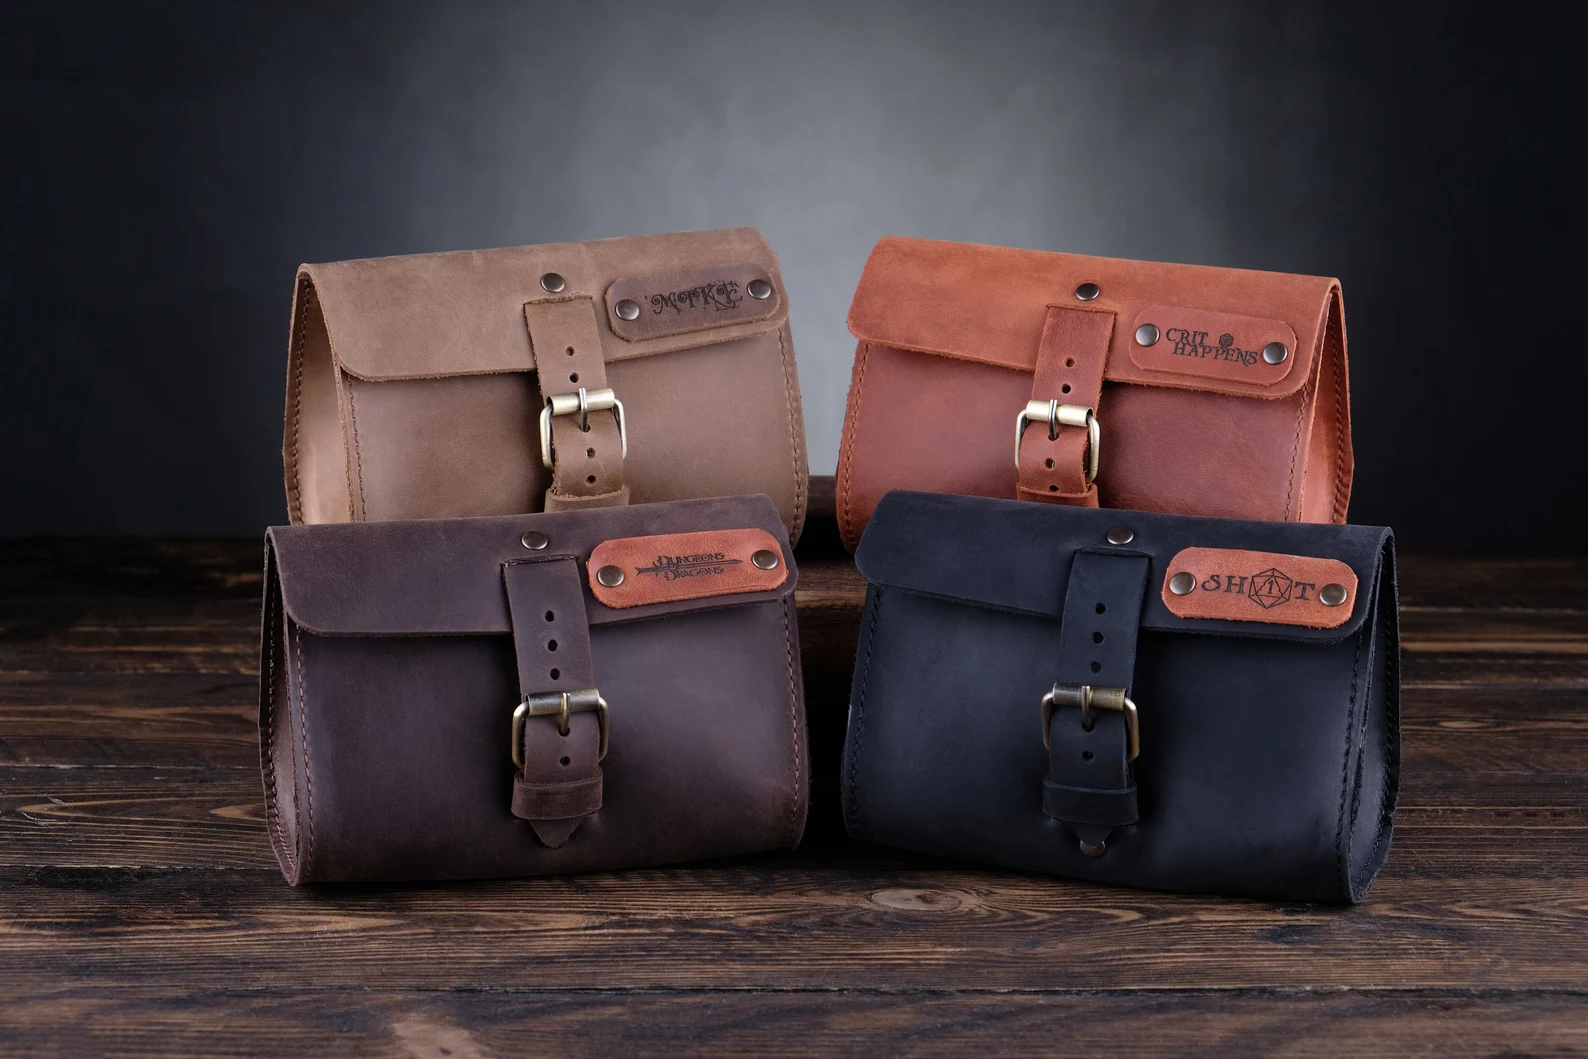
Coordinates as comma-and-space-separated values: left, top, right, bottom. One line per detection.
2, 2, 1579, 549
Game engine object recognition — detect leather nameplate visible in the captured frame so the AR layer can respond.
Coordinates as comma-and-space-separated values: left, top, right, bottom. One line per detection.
605, 262, 779, 342
1162, 547, 1358, 628
587, 528, 787, 608
1129, 306, 1297, 386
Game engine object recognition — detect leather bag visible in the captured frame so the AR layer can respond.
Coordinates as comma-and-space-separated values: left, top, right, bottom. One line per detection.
284, 227, 809, 538
835, 237, 1352, 550
259, 494, 808, 884
841, 490, 1398, 903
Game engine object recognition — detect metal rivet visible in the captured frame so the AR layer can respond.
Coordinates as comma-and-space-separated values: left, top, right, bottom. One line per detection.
1074, 282, 1100, 301
751, 549, 780, 570
1079, 839, 1106, 857
596, 565, 625, 588
521, 531, 549, 551
747, 278, 773, 300
1169, 572, 1196, 596
1319, 583, 1348, 607
1263, 341, 1289, 365
1106, 527, 1134, 546
540, 272, 566, 293
614, 299, 640, 321
1134, 323, 1159, 347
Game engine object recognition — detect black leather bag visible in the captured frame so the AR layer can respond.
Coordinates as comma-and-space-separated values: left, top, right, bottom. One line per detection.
841, 490, 1399, 903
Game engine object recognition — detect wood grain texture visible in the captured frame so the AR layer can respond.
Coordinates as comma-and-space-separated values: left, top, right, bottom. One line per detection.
1, 491, 1585, 1056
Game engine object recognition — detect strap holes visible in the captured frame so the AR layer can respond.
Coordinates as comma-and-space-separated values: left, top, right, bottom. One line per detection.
1081, 750, 1093, 761
1065, 357, 1075, 367
1048, 485, 1058, 492
549, 668, 560, 680
569, 372, 579, 383
586, 448, 595, 458
1044, 458, 1055, 469
544, 610, 555, 622
547, 639, 558, 651
566, 346, 575, 356
1095, 603, 1107, 614
1092, 632, 1104, 644
1061, 383, 1072, 394
586, 475, 596, 484
560, 756, 571, 767
1090, 661, 1102, 673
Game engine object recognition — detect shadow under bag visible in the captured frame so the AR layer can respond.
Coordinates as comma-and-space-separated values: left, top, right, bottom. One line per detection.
260, 494, 807, 884
842, 491, 1399, 903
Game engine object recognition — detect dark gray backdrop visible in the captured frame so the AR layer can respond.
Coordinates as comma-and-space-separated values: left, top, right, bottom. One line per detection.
3, 2, 1579, 549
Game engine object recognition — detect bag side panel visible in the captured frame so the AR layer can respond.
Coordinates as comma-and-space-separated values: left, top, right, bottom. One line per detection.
284, 278, 353, 524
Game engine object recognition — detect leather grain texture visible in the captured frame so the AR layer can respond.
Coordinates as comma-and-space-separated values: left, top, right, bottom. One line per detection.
259, 494, 808, 884
841, 490, 1398, 903
283, 227, 808, 539
836, 237, 1352, 549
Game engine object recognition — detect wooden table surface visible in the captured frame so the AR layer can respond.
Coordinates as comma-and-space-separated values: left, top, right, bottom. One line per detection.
2, 507, 1586, 1055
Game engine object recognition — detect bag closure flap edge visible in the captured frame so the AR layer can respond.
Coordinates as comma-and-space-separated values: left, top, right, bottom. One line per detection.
853, 491, 1388, 643
845, 236, 1340, 401
300, 227, 790, 382
268, 495, 796, 637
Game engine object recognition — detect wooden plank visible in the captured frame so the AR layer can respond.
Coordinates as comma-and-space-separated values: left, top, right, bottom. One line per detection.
1, 862, 1585, 993
1, 985, 1583, 1059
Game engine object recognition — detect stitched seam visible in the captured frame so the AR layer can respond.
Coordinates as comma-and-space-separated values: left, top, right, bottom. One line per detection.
845, 586, 884, 832
286, 278, 310, 523
1282, 377, 1311, 521
780, 597, 802, 846
837, 341, 872, 550
776, 323, 807, 541
346, 380, 367, 521
1330, 299, 1348, 522
293, 624, 316, 874
261, 573, 292, 878
1333, 623, 1364, 900
1355, 563, 1400, 894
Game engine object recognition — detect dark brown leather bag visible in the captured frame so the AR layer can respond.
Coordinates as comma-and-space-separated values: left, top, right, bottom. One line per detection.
836, 237, 1352, 550
285, 227, 809, 538
259, 494, 807, 884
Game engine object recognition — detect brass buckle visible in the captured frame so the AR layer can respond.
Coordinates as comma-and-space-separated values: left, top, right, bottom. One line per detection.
1015, 400, 1100, 485
512, 688, 609, 767
1041, 682, 1138, 761
539, 387, 628, 470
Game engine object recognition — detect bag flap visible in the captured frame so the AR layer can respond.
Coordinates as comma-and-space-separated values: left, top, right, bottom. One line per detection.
267, 494, 796, 636
854, 490, 1389, 643
846, 237, 1340, 400
300, 227, 789, 381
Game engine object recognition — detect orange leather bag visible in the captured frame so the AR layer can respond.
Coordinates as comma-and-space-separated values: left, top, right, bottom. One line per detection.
836, 237, 1351, 550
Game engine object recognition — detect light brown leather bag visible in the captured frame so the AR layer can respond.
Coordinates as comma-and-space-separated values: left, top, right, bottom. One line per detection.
836, 237, 1352, 550
284, 227, 808, 538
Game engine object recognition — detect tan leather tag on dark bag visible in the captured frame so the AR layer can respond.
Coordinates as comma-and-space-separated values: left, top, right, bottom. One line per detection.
587, 528, 787, 608
1161, 547, 1358, 628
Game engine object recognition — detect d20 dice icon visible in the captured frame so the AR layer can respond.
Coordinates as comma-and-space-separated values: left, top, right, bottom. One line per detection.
1246, 567, 1294, 609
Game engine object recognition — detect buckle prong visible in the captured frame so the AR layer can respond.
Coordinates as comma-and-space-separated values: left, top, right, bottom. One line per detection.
513, 688, 609, 767
540, 387, 627, 470
1041, 682, 1138, 761
1016, 400, 1100, 484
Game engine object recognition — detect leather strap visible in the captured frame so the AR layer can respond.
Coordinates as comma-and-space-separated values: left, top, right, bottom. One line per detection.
502, 556, 603, 847
1043, 551, 1148, 855
523, 297, 630, 511
1017, 306, 1114, 506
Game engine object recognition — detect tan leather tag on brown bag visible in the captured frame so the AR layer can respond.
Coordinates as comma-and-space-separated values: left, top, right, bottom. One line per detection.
587, 529, 788, 608
1129, 305, 1298, 386
605, 262, 780, 341
1161, 547, 1358, 628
